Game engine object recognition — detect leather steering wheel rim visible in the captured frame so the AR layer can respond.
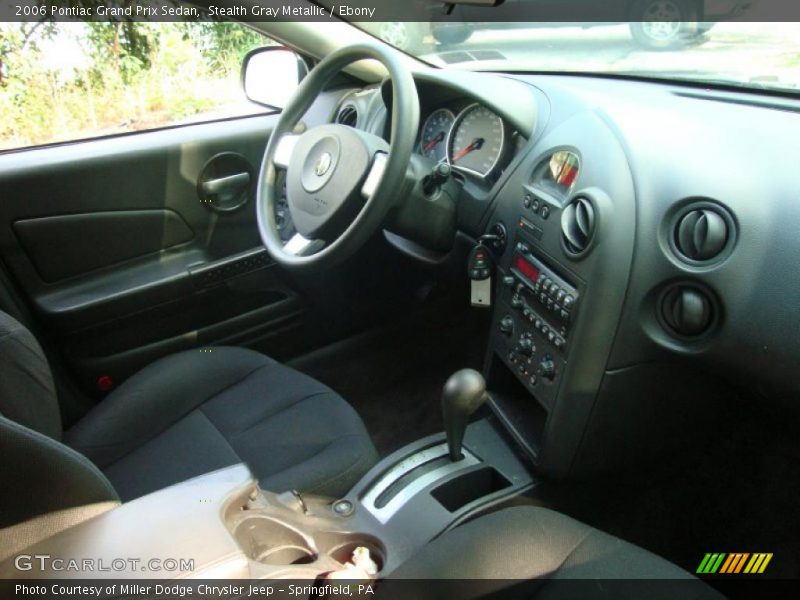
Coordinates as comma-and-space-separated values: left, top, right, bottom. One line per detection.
256, 43, 419, 268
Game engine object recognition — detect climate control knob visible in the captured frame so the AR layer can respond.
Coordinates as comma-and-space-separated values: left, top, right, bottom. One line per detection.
518, 337, 534, 356
539, 358, 556, 381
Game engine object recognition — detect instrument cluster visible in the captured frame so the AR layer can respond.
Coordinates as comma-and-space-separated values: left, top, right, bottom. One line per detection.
417, 103, 509, 180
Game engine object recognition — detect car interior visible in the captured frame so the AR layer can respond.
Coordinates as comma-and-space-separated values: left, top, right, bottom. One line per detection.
1, 3, 799, 598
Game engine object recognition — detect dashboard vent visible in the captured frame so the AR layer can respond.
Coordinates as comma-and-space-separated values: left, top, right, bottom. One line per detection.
675, 207, 728, 262
661, 285, 714, 338
561, 197, 596, 256
336, 104, 358, 127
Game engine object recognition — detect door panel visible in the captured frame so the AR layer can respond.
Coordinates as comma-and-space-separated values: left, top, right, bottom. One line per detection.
0, 113, 308, 397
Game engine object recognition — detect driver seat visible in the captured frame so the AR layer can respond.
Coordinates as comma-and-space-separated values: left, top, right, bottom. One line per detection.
0, 309, 378, 525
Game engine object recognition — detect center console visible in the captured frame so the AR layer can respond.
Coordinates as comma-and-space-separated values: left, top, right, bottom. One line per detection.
338, 417, 533, 574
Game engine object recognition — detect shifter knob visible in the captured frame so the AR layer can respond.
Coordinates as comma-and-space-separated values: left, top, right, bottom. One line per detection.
442, 369, 489, 461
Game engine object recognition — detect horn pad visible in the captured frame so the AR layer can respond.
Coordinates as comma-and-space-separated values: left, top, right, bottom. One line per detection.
286, 124, 371, 240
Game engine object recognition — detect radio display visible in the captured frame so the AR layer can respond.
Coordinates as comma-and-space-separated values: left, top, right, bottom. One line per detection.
515, 256, 540, 283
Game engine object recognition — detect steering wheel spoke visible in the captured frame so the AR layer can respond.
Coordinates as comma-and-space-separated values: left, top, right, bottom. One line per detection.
361, 152, 389, 200
273, 134, 301, 169
284, 233, 325, 257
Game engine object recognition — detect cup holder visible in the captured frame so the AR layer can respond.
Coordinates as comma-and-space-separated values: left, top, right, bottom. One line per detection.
259, 545, 316, 565
234, 517, 317, 565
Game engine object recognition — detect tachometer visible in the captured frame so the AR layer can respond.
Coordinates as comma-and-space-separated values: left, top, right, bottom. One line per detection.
419, 108, 455, 162
448, 105, 505, 178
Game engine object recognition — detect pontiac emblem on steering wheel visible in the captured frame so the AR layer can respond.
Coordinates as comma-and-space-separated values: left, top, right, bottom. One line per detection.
314, 152, 333, 177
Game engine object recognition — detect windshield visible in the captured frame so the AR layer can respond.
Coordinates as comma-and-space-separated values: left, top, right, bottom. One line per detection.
356, 21, 800, 94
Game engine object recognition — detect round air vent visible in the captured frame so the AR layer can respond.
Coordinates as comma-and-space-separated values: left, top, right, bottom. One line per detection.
660, 285, 714, 338
561, 196, 596, 256
336, 104, 358, 127
675, 207, 728, 261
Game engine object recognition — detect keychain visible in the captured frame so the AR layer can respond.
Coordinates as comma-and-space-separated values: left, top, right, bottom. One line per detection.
467, 241, 493, 307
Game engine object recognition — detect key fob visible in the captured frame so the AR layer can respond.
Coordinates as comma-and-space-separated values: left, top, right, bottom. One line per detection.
468, 244, 492, 307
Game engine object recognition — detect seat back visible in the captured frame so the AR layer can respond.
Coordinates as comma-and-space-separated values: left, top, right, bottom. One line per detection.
0, 310, 119, 527
0, 310, 60, 439
0, 415, 119, 527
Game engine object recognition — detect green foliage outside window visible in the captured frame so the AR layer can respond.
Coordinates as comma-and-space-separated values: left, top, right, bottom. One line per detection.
0, 19, 271, 150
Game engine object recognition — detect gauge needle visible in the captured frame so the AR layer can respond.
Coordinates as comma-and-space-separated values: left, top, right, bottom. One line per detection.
452, 137, 485, 162
423, 131, 445, 153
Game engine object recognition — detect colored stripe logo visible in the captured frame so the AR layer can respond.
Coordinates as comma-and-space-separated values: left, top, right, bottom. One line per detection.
696, 553, 773, 574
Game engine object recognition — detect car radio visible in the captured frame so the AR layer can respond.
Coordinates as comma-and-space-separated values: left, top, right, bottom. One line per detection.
506, 241, 579, 347
493, 239, 581, 407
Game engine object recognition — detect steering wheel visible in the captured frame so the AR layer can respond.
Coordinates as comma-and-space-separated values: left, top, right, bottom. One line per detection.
257, 43, 420, 268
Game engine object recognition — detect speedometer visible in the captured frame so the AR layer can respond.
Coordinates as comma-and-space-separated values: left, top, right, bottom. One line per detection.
419, 108, 455, 162
448, 105, 505, 178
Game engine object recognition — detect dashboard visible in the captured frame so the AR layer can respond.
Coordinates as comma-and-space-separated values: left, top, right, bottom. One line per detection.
310, 67, 800, 480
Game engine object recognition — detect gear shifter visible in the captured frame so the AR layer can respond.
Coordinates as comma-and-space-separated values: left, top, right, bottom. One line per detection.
441, 369, 489, 461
